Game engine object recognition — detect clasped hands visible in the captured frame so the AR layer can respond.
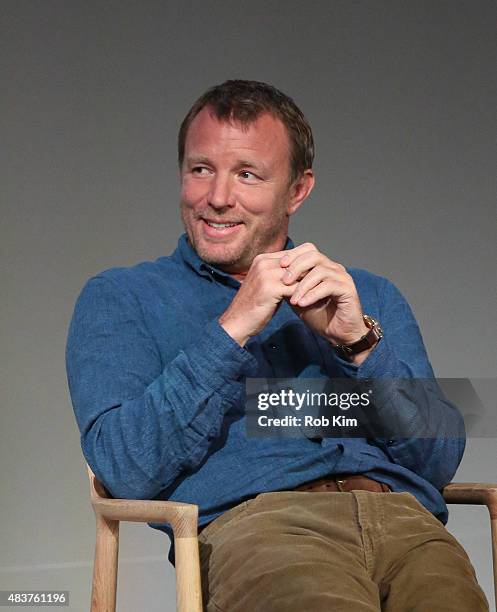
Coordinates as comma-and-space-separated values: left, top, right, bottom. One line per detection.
219, 243, 373, 365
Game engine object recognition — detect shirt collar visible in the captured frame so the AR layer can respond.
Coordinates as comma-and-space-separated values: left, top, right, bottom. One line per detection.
174, 233, 295, 284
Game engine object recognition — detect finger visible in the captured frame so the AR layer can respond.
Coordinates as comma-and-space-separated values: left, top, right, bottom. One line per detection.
263, 266, 300, 298
282, 252, 346, 285
282, 250, 329, 284
252, 253, 296, 273
279, 242, 318, 268
290, 266, 343, 305
294, 279, 341, 307
253, 251, 292, 264
261, 242, 317, 259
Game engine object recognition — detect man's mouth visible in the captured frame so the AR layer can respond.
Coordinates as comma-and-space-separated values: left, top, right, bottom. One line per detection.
204, 220, 242, 228
201, 218, 243, 237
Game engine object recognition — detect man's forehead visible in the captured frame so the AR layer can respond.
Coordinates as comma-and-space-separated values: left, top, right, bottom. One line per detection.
184, 107, 291, 160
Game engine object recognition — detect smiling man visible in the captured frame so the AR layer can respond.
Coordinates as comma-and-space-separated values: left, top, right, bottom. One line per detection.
66, 80, 488, 611
179, 106, 312, 278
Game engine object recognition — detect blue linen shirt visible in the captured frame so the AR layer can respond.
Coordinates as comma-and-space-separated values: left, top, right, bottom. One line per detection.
66, 234, 465, 560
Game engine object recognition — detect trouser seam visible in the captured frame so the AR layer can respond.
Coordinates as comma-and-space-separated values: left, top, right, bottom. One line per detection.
354, 491, 375, 579
375, 492, 385, 583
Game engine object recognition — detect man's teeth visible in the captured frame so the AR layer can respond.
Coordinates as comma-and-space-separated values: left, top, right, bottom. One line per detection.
206, 221, 240, 228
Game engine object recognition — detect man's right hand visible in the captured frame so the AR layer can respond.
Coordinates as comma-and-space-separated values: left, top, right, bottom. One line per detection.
218, 250, 298, 347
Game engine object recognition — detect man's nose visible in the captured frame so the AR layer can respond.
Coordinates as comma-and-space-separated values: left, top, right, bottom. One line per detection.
207, 174, 234, 209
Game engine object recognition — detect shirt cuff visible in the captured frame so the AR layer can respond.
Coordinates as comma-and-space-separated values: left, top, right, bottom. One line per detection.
332, 334, 399, 379
185, 318, 259, 393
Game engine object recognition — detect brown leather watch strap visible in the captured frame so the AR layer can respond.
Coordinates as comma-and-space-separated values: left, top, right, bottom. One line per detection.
333, 315, 383, 361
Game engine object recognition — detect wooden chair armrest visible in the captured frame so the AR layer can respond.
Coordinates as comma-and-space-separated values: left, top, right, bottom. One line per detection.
443, 483, 497, 519
90, 497, 198, 538
87, 464, 198, 537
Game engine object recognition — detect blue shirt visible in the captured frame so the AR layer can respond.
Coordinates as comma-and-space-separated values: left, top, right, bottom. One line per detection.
66, 234, 465, 560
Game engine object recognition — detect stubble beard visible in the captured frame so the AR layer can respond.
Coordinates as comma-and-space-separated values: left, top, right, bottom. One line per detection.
182, 208, 288, 274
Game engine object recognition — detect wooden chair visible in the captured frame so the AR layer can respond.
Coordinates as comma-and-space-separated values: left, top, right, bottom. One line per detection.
443, 482, 497, 608
87, 465, 202, 612
87, 465, 497, 611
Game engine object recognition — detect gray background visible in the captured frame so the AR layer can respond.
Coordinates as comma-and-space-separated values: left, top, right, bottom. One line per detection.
1, 1, 495, 610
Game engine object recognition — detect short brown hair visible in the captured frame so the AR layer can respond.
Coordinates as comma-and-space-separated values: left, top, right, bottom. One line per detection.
178, 80, 314, 184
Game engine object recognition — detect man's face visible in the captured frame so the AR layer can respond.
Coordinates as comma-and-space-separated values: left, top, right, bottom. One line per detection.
180, 107, 302, 276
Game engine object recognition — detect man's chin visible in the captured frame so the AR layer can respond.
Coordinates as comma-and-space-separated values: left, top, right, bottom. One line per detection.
197, 244, 250, 272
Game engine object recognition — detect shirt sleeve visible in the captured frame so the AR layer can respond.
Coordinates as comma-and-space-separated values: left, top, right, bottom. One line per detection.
65, 274, 258, 499
331, 276, 466, 490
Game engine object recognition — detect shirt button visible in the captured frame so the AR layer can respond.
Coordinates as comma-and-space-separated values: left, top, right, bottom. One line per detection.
387, 440, 395, 446
270, 344, 277, 350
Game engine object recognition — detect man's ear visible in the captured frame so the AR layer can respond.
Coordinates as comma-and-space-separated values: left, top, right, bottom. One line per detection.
286, 169, 315, 216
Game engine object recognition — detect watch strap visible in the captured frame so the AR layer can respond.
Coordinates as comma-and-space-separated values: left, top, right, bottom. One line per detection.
333, 315, 383, 361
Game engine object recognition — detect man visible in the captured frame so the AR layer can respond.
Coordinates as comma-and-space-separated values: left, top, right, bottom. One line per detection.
66, 80, 488, 610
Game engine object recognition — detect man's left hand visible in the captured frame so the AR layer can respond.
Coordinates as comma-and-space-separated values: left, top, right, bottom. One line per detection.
280, 243, 373, 363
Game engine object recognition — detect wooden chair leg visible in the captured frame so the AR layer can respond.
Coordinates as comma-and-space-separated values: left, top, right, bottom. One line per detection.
174, 536, 203, 612
91, 514, 119, 612
491, 515, 497, 608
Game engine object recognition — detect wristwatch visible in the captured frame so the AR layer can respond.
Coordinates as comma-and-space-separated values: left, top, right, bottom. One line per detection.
332, 315, 383, 362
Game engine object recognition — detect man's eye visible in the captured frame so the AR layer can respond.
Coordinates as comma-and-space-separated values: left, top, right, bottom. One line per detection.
192, 167, 210, 175
240, 171, 257, 180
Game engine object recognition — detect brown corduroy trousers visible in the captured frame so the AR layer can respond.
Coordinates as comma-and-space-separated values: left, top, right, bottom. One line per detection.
198, 490, 489, 611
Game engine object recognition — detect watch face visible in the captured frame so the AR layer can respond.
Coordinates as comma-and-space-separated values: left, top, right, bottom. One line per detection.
364, 314, 382, 339
363, 315, 374, 328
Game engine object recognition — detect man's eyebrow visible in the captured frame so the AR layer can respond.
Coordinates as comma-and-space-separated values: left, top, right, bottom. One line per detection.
235, 159, 269, 173
185, 155, 211, 165
185, 155, 269, 174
